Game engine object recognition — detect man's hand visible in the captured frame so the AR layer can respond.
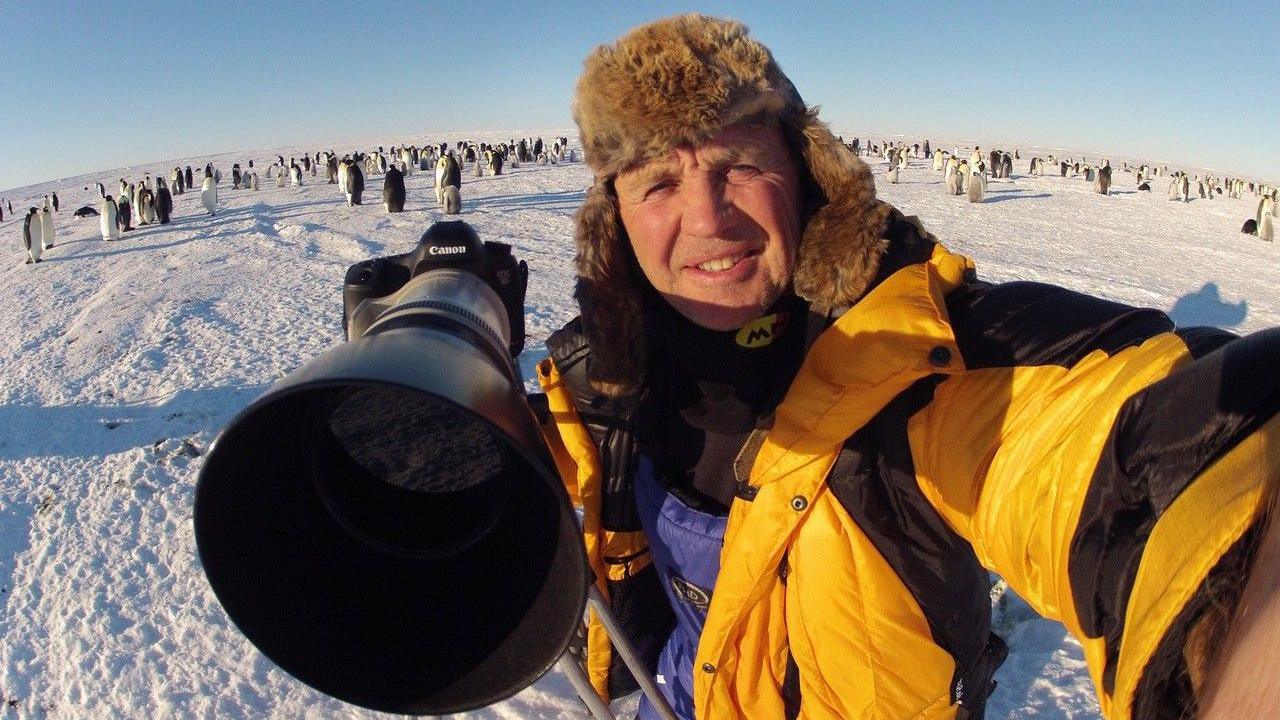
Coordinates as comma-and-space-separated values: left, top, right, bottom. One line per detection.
1198, 494, 1280, 718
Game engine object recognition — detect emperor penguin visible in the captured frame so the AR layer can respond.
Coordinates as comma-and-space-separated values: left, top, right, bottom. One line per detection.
443, 184, 461, 215
338, 158, 350, 194
1179, 174, 1190, 202
185, 166, 194, 189
886, 165, 899, 184
1168, 177, 1180, 201
23, 209, 41, 263
97, 181, 107, 199
383, 165, 406, 213
1259, 197, 1276, 241
487, 149, 504, 176
345, 162, 365, 206
201, 175, 217, 215
155, 180, 173, 224
39, 204, 55, 250
117, 194, 133, 232
51, 192, 60, 212
170, 170, 183, 195
232, 164, 242, 189
967, 162, 986, 203
932, 152, 945, 172
968, 147, 982, 169
1096, 165, 1112, 195
327, 155, 338, 185
435, 154, 461, 206
139, 187, 157, 225
101, 195, 120, 240
289, 161, 302, 186
251, 172, 260, 191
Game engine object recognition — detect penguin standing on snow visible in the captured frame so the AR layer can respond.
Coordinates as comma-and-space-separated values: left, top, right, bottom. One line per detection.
51, 191, 60, 212
155, 179, 173, 224
23, 208, 42, 263
101, 195, 120, 240
345, 161, 365, 206
139, 186, 156, 225
1096, 165, 1112, 195
201, 175, 217, 215
39, 203, 55, 250
289, 161, 302, 186
185, 166, 194, 189
383, 165, 406, 213
434, 154, 460, 206
967, 162, 987, 203
232, 163, 242, 189
117, 192, 133, 232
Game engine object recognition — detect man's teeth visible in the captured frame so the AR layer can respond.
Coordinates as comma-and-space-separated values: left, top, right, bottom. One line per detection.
697, 255, 741, 272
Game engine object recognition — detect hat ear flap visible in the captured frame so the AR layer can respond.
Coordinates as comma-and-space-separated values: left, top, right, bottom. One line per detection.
792, 112, 892, 314
573, 181, 646, 396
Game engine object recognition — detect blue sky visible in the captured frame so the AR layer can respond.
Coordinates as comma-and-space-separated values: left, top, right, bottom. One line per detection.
1, 1, 1276, 192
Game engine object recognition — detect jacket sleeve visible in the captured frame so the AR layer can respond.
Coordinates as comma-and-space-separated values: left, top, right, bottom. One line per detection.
907, 280, 1280, 720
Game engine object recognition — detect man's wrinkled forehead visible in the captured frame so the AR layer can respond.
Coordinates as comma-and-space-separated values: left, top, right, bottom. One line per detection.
615, 124, 791, 185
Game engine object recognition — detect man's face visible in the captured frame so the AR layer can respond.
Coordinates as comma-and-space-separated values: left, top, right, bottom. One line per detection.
614, 124, 802, 331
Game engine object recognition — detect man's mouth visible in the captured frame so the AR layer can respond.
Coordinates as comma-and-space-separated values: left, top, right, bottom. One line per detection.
695, 254, 746, 272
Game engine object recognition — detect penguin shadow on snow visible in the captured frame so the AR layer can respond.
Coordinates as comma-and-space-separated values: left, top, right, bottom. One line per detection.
1168, 282, 1248, 329
474, 189, 587, 213
40, 232, 202, 263
0, 383, 270, 462
979, 190, 1052, 204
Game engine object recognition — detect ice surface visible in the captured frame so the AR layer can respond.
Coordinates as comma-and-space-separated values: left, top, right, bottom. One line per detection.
1, 131, 1274, 718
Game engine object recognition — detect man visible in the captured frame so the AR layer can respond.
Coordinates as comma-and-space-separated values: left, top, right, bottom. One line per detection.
535, 14, 1279, 720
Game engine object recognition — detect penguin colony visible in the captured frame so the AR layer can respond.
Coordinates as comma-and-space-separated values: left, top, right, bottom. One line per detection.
13, 136, 577, 264
848, 135, 1277, 237
16, 133, 1270, 266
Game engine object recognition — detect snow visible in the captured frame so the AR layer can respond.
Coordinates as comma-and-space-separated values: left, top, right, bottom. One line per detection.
1, 131, 1275, 719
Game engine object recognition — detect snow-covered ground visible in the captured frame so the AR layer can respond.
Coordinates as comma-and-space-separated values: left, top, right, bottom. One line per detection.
0, 131, 1274, 719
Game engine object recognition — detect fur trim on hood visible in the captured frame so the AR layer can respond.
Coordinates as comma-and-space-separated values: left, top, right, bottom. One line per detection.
573, 14, 893, 396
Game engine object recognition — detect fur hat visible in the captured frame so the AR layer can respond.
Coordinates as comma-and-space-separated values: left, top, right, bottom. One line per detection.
573, 14, 892, 396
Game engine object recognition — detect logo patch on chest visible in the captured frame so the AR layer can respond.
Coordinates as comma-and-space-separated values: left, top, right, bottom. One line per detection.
669, 573, 712, 612
734, 312, 790, 349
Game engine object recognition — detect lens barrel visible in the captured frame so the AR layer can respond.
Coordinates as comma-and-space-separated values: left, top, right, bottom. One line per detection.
194, 240, 585, 714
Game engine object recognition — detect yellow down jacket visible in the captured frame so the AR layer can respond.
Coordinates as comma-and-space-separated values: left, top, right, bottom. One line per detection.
536, 217, 1279, 720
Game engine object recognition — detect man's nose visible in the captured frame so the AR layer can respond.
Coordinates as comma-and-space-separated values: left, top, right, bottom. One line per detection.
680, 174, 735, 238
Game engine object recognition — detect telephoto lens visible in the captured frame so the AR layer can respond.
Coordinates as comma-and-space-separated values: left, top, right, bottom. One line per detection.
194, 221, 588, 715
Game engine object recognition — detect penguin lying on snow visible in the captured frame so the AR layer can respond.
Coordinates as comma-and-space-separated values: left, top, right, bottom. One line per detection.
74, 205, 99, 217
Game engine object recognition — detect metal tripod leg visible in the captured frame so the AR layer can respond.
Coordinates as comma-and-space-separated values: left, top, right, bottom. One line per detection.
557, 651, 617, 720
587, 586, 681, 720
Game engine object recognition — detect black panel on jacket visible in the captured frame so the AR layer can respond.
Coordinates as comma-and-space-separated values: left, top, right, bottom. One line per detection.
871, 209, 938, 285
947, 282, 1175, 370
605, 562, 677, 698
548, 319, 645, 532
827, 379, 1004, 716
1068, 327, 1280, 696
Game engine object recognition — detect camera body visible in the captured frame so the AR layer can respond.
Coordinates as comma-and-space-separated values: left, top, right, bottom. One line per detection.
342, 220, 527, 358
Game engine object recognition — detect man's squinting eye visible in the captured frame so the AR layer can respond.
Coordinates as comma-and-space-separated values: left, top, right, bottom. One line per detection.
728, 164, 761, 179
644, 179, 676, 198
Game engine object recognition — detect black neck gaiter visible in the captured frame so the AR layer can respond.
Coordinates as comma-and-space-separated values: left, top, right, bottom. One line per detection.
637, 292, 809, 513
